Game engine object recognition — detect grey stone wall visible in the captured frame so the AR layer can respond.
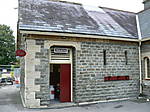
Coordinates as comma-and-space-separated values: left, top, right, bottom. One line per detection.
34, 39, 50, 106
20, 36, 26, 103
141, 41, 150, 97
74, 41, 140, 103
72, 47, 77, 102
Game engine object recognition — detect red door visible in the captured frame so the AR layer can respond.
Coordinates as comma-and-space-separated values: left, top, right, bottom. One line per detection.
60, 64, 71, 102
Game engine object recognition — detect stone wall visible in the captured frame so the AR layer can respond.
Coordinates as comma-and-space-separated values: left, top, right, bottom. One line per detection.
20, 36, 26, 103
141, 40, 150, 98
20, 38, 50, 108
72, 47, 77, 102
23, 39, 41, 108
74, 41, 140, 103
34, 39, 50, 106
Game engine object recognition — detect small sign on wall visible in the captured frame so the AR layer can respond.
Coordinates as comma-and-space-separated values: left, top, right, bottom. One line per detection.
16, 49, 26, 57
104, 76, 130, 81
54, 48, 68, 54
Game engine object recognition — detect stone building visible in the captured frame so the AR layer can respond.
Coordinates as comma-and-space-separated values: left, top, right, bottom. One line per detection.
17, 0, 150, 108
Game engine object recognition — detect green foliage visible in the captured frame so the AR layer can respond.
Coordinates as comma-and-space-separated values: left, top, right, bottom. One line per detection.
0, 24, 16, 65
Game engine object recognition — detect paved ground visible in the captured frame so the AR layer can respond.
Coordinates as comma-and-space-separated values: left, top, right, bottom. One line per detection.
0, 85, 150, 112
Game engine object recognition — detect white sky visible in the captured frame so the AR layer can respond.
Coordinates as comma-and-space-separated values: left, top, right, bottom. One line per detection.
0, 0, 144, 37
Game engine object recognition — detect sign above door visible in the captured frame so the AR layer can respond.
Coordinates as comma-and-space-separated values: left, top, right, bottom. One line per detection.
54, 48, 68, 54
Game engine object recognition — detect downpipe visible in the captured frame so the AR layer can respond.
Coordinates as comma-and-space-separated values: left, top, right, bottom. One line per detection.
136, 15, 142, 95
139, 41, 142, 94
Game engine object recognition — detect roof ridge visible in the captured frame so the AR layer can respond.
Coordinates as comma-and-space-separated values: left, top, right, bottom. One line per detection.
100, 6, 136, 14
48, 0, 82, 5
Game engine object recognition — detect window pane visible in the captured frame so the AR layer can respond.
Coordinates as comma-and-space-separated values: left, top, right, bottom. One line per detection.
147, 58, 150, 78
103, 50, 106, 65
125, 51, 128, 65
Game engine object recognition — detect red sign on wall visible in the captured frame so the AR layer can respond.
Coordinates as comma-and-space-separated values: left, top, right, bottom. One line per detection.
104, 76, 130, 81
16, 49, 26, 57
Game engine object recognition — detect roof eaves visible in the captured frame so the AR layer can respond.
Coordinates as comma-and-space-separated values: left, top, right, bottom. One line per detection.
19, 25, 138, 39
19, 29, 139, 42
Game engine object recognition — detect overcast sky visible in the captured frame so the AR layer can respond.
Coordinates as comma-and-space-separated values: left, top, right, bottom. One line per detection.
0, 0, 144, 37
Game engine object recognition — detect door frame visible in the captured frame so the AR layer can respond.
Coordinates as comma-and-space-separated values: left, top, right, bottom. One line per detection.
49, 48, 73, 102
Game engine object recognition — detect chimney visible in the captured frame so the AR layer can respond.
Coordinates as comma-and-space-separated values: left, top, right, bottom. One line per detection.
143, 0, 150, 9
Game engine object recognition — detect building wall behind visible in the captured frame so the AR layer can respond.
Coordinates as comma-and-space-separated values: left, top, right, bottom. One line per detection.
138, 8, 150, 38
144, 0, 150, 10
141, 40, 150, 97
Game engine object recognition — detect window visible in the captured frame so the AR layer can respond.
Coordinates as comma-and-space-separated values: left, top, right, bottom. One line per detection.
103, 50, 106, 65
125, 51, 128, 65
144, 57, 150, 79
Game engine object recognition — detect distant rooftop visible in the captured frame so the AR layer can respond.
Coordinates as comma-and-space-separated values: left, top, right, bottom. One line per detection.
138, 8, 150, 39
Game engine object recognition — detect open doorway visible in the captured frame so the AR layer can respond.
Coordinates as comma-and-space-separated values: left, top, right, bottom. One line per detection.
50, 64, 60, 100
50, 64, 71, 102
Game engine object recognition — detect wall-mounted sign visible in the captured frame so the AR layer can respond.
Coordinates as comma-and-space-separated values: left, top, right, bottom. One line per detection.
104, 76, 130, 81
54, 48, 68, 54
2, 69, 7, 73
16, 49, 26, 57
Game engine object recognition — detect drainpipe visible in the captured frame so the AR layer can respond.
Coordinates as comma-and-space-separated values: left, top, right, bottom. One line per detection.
139, 41, 142, 94
136, 15, 142, 94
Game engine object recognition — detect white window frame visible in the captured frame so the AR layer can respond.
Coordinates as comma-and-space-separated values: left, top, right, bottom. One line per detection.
50, 47, 72, 64
144, 57, 150, 79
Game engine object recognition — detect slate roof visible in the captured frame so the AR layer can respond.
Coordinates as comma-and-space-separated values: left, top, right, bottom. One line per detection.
138, 8, 150, 38
18, 0, 138, 39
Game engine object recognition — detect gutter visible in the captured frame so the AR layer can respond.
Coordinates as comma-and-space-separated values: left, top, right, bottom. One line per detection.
141, 37, 150, 42
136, 15, 142, 94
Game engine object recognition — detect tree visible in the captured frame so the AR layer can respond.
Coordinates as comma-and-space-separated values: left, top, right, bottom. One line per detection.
0, 24, 16, 65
